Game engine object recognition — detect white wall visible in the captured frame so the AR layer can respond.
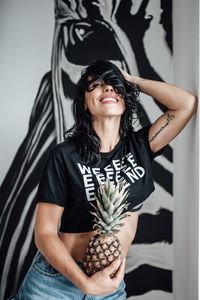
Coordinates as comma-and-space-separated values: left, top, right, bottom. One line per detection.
173, 0, 199, 299
0, 0, 54, 184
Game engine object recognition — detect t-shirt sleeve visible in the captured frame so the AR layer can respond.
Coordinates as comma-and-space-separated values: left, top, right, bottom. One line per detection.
36, 149, 68, 207
136, 124, 166, 161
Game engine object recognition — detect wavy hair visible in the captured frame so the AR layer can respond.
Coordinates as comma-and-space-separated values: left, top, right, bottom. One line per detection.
64, 60, 141, 165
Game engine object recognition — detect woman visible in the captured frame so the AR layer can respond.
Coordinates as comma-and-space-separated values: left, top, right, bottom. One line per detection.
11, 60, 196, 299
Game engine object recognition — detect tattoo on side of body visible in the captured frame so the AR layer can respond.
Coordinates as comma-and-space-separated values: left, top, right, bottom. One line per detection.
149, 112, 175, 143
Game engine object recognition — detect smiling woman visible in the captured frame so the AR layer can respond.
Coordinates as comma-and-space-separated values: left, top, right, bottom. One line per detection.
10, 59, 196, 300
65, 60, 141, 163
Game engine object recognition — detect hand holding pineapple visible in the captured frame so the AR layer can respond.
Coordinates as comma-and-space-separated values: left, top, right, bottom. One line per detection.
83, 180, 130, 276
82, 257, 126, 295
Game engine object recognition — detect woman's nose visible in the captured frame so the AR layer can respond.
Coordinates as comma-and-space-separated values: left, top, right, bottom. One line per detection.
103, 84, 114, 92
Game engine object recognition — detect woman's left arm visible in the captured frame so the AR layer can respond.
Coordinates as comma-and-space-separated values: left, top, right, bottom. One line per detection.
125, 74, 197, 153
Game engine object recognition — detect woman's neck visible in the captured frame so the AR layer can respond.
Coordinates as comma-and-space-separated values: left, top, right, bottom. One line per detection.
92, 117, 121, 152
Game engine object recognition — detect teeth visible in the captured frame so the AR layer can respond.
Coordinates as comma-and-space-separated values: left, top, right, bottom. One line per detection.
101, 98, 118, 103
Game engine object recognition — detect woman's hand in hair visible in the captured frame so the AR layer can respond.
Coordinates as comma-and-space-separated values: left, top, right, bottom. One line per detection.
120, 68, 140, 86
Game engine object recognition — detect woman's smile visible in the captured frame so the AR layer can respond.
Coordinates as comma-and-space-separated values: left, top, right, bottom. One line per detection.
100, 97, 119, 104
85, 83, 125, 118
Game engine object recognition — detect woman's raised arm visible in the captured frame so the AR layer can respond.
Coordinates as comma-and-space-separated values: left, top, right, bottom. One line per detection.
122, 70, 197, 153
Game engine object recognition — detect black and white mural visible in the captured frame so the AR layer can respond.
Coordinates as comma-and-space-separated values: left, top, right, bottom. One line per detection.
0, 0, 173, 299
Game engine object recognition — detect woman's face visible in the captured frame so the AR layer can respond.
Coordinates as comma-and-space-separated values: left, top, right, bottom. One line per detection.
84, 80, 125, 119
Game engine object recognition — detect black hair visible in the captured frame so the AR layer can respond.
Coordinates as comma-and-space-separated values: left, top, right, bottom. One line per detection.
64, 59, 141, 165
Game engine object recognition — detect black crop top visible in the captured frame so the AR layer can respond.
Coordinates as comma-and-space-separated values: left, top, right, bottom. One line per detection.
36, 125, 164, 233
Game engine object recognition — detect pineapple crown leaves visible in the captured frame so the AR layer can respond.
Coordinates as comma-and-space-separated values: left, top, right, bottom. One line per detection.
90, 179, 130, 234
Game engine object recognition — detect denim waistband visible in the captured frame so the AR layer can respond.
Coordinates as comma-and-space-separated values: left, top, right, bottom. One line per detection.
35, 252, 84, 271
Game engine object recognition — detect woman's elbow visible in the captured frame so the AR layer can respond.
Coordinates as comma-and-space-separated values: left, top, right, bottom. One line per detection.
34, 230, 43, 250
188, 94, 197, 114
34, 229, 55, 251
184, 94, 198, 117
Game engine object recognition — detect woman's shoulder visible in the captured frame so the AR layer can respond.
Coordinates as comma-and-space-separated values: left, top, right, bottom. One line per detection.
125, 126, 147, 142
49, 139, 77, 157
128, 124, 151, 137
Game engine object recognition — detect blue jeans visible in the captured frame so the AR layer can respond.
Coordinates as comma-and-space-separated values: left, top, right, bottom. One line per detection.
10, 252, 126, 299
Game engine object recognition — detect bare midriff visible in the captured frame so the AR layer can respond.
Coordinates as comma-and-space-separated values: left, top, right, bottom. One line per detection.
58, 211, 139, 261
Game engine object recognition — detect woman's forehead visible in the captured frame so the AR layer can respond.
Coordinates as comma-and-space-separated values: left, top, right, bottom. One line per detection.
86, 70, 114, 81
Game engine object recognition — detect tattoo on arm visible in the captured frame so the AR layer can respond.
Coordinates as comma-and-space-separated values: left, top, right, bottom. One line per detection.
149, 113, 175, 143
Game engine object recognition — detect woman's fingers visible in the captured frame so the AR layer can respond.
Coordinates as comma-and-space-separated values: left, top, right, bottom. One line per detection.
103, 258, 122, 276
103, 258, 126, 281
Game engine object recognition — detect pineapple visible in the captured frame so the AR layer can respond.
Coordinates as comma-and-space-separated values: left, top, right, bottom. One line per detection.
83, 179, 130, 276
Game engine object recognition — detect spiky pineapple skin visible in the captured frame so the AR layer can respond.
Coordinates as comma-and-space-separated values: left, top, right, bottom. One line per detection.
83, 180, 129, 276
83, 233, 122, 276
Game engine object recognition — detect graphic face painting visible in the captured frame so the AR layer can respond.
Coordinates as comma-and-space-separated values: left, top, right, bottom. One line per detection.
52, 0, 139, 140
